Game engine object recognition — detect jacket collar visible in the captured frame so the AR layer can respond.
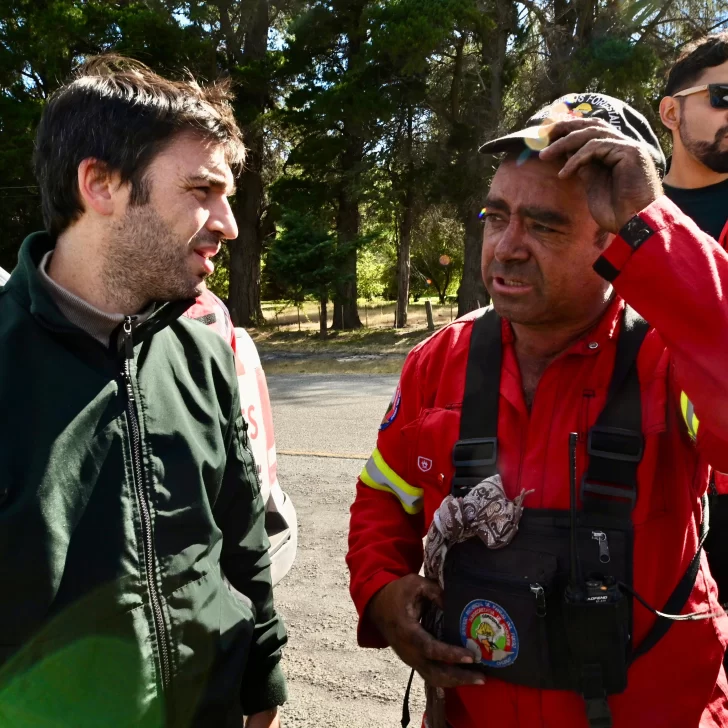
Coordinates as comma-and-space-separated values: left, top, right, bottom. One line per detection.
501, 295, 625, 358
4, 232, 195, 349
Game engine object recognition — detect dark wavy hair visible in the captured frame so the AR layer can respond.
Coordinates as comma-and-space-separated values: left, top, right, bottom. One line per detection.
665, 32, 728, 96
34, 55, 245, 237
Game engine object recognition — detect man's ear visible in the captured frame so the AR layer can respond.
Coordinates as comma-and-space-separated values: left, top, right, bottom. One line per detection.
77, 158, 125, 217
659, 96, 681, 132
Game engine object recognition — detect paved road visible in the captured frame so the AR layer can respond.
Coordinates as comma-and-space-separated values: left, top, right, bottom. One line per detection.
268, 374, 426, 727
267, 374, 399, 457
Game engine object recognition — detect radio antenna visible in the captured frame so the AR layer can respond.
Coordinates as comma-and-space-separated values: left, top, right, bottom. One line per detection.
569, 432, 582, 591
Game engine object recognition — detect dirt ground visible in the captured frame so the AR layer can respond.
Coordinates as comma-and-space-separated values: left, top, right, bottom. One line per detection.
268, 374, 426, 727
274, 454, 426, 727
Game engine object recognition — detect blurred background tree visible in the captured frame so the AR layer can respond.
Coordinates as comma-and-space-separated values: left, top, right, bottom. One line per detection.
1, 0, 726, 325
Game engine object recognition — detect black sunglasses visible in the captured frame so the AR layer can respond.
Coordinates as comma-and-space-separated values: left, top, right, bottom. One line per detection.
673, 83, 728, 109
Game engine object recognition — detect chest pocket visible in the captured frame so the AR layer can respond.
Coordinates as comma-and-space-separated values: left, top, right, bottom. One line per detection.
401, 407, 461, 508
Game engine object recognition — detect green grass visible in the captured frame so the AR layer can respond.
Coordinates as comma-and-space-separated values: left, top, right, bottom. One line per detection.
251, 299, 454, 373
258, 298, 458, 333
250, 325, 433, 354
261, 357, 407, 375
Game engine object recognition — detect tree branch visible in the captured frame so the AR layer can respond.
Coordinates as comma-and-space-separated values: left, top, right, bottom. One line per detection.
210, 0, 244, 65
633, 0, 677, 48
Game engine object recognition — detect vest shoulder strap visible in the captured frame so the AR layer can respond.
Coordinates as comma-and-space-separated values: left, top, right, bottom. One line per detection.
581, 306, 649, 516
453, 304, 648, 506
452, 306, 501, 497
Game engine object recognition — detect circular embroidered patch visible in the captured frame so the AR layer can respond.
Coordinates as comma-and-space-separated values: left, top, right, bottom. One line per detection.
460, 599, 519, 668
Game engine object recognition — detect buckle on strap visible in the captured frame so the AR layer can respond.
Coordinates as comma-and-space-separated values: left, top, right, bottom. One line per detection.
451, 438, 498, 497
452, 438, 497, 469
588, 427, 643, 463
581, 476, 637, 508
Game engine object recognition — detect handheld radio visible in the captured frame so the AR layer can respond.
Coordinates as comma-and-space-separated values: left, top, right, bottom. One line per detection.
562, 433, 630, 727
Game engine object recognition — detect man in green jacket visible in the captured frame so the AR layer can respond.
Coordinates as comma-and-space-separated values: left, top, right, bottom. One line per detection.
0, 55, 286, 728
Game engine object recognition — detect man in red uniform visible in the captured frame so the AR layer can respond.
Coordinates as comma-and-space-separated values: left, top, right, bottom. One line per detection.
347, 93, 728, 727
659, 33, 728, 609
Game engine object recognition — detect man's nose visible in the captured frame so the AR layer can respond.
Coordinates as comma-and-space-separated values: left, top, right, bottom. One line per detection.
493, 219, 529, 263
207, 196, 238, 241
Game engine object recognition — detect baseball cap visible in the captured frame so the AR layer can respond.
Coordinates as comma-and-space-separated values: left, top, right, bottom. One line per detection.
479, 92, 666, 176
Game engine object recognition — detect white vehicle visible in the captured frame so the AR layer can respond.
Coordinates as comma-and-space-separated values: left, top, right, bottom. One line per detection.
0, 264, 297, 586
233, 326, 297, 587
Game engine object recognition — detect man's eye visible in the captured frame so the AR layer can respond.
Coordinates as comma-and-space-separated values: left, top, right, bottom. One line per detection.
483, 213, 504, 224
194, 186, 210, 194
533, 223, 555, 233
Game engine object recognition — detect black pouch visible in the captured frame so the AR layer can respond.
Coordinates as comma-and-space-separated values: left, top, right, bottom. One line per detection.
441, 507, 633, 692
562, 588, 630, 696
705, 491, 728, 607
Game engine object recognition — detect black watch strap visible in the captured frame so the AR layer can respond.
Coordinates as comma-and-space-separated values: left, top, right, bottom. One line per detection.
594, 213, 656, 281
618, 214, 655, 250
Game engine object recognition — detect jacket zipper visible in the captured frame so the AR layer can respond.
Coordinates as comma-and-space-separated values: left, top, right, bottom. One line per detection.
592, 530, 611, 564
121, 316, 171, 691
530, 583, 547, 616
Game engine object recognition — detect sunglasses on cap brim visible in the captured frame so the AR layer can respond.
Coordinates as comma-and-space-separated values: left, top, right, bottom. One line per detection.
673, 83, 728, 108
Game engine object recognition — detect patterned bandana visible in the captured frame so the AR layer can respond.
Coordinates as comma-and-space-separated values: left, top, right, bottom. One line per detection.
422, 475, 533, 728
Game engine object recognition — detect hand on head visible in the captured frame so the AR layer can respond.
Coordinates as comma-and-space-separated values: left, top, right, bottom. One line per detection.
538, 117, 663, 233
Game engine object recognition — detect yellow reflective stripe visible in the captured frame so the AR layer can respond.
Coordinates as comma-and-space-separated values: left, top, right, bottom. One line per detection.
680, 391, 700, 440
371, 449, 422, 498
359, 448, 423, 515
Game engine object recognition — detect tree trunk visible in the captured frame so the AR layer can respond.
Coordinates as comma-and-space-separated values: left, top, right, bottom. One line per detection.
331, 132, 363, 330
453, 2, 509, 318
331, 3, 365, 331
457, 202, 489, 317
440, 266, 451, 304
395, 209, 413, 328
333, 180, 362, 329
229, 129, 264, 326
319, 294, 328, 339
544, 0, 579, 98
227, 0, 268, 327
396, 107, 415, 329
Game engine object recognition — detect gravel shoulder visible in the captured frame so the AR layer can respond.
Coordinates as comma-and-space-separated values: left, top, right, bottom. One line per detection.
268, 374, 425, 727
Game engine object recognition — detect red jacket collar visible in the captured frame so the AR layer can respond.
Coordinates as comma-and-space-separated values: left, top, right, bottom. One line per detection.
500, 296, 625, 357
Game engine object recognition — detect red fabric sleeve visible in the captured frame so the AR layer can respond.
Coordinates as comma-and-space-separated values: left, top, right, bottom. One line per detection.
595, 195, 728, 472
346, 349, 426, 648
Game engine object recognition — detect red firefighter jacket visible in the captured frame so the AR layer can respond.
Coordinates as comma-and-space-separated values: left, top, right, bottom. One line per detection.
347, 197, 728, 728
183, 289, 238, 352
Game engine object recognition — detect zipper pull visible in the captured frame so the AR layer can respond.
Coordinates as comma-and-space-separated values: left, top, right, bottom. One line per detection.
592, 531, 611, 564
122, 316, 135, 361
530, 583, 547, 616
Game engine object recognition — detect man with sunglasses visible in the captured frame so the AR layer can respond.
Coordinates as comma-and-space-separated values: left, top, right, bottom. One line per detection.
660, 32, 728, 246
660, 33, 728, 616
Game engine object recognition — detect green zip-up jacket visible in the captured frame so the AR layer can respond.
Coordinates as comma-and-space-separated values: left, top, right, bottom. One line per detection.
0, 233, 287, 728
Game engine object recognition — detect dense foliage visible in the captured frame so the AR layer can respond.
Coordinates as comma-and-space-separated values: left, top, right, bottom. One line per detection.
1, 0, 726, 325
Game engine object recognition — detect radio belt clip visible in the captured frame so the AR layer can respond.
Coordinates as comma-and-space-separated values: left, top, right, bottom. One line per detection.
581, 664, 612, 728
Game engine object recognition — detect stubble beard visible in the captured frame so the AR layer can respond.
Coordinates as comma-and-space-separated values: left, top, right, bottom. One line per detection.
680, 121, 728, 173
103, 203, 206, 312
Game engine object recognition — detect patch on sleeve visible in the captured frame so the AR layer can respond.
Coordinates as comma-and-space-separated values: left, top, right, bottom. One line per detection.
680, 391, 700, 441
379, 384, 402, 431
461, 599, 519, 667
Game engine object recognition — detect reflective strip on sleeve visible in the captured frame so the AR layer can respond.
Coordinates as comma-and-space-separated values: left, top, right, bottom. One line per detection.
680, 391, 700, 441
359, 448, 423, 515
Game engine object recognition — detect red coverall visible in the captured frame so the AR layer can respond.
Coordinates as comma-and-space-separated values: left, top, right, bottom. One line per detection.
183, 288, 238, 353
347, 197, 728, 727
